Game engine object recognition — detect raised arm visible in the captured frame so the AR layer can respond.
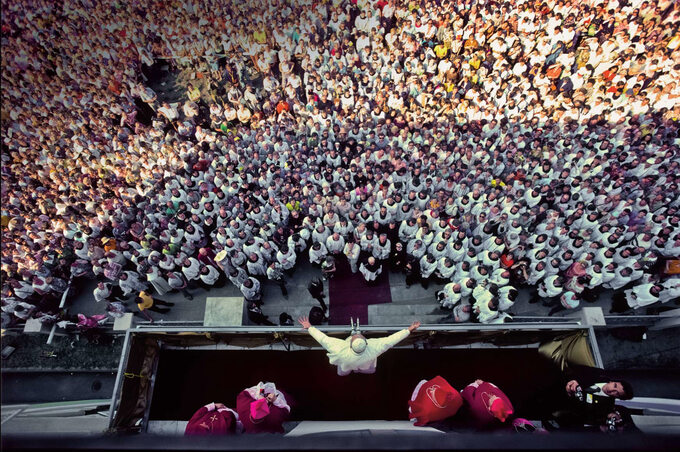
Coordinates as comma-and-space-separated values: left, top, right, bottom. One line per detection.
298, 316, 346, 352
372, 321, 420, 354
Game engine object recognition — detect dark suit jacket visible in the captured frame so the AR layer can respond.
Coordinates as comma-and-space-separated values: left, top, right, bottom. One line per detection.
532, 364, 617, 424
566, 365, 620, 390
563, 365, 617, 423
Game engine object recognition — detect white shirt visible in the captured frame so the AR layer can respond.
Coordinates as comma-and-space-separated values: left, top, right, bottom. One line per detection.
93, 284, 111, 303
200, 265, 220, 286
625, 283, 660, 309
326, 235, 346, 254
440, 283, 462, 309
182, 257, 201, 281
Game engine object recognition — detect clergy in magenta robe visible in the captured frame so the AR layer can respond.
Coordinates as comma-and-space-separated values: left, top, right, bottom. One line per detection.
184, 402, 241, 435
460, 379, 514, 429
409, 375, 463, 426
236, 382, 290, 434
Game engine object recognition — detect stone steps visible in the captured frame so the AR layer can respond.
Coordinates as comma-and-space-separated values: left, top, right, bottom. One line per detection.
368, 303, 447, 316
367, 314, 445, 325
385, 295, 438, 305
389, 283, 445, 304
260, 304, 326, 323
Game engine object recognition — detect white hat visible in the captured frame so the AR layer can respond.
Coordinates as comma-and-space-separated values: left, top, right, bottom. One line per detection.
215, 250, 228, 262
350, 336, 367, 354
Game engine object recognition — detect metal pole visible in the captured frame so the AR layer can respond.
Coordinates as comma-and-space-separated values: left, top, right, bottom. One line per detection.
107, 329, 132, 428
46, 277, 73, 345
587, 326, 605, 369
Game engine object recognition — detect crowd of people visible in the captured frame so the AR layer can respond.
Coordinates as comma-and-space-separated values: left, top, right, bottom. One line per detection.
2, 0, 680, 329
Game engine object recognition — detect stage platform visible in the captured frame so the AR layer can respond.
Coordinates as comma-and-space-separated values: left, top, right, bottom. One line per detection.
149, 347, 562, 423
108, 324, 601, 434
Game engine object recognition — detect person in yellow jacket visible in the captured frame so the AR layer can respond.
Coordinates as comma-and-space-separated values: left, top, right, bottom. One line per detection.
136, 290, 174, 322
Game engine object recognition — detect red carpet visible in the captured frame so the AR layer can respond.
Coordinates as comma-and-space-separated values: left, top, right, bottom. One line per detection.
328, 259, 392, 325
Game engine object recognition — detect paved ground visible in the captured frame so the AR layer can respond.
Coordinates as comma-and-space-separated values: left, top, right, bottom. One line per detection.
64, 254, 620, 328
1, 370, 117, 405
2, 257, 678, 420
5, 251, 678, 373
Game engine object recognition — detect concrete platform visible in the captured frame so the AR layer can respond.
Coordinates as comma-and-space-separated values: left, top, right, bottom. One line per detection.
203, 297, 244, 327
1, 414, 109, 435
23, 318, 47, 334
113, 313, 134, 331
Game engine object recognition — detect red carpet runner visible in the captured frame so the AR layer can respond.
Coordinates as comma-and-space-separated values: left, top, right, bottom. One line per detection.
328, 259, 392, 325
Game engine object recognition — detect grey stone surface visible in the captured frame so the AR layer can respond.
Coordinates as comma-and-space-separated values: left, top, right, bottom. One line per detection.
23, 318, 45, 333
370, 314, 446, 325
1, 415, 109, 435
581, 307, 606, 326
113, 313, 134, 331
369, 303, 447, 316
596, 327, 680, 370
388, 270, 445, 304
58, 256, 667, 330
204, 297, 244, 327
147, 420, 188, 435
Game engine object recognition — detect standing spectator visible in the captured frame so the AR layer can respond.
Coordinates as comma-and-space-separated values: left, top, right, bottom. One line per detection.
135, 290, 174, 322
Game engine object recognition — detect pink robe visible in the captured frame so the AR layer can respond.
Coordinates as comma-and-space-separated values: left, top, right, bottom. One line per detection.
185, 403, 240, 435
460, 381, 513, 429
236, 390, 289, 434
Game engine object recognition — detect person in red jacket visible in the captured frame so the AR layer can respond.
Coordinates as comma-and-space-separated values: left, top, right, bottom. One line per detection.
235, 382, 290, 434
408, 375, 463, 426
460, 379, 514, 429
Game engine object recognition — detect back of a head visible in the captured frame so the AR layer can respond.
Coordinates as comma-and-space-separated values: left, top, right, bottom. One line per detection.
619, 380, 634, 400
490, 398, 513, 423
350, 335, 368, 354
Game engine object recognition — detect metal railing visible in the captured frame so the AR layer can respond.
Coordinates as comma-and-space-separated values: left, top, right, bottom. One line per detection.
14, 297, 677, 345
46, 275, 74, 345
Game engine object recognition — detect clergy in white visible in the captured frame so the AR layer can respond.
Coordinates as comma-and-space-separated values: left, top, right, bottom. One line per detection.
298, 317, 420, 376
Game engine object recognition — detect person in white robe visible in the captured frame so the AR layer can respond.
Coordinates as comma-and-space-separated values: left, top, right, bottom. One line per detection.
199, 264, 221, 287
325, 232, 345, 255
276, 245, 297, 272
438, 282, 462, 309
624, 283, 663, 309
182, 257, 202, 283
298, 317, 420, 375
309, 242, 328, 265
497, 286, 518, 311
372, 234, 391, 261
344, 241, 361, 273
146, 265, 172, 295
119, 271, 148, 297
359, 256, 382, 282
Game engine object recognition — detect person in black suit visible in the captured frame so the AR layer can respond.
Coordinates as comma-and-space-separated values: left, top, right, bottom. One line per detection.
543, 365, 634, 431
564, 365, 634, 401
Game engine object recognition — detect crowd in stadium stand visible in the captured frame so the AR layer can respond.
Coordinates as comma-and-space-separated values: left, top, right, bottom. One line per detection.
1, 0, 679, 329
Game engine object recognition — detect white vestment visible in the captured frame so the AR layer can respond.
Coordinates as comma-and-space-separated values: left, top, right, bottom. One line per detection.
308, 327, 410, 376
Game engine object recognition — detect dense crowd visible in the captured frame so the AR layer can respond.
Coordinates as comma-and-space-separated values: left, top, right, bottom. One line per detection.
2, 0, 680, 329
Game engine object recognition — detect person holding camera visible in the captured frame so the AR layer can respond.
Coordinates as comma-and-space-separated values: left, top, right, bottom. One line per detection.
543, 365, 634, 430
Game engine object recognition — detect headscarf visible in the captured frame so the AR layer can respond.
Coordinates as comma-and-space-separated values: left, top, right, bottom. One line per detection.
244, 381, 290, 412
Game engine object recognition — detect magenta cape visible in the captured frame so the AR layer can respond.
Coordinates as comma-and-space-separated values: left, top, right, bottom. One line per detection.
460, 381, 513, 429
185, 404, 237, 435
236, 390, 289, 434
